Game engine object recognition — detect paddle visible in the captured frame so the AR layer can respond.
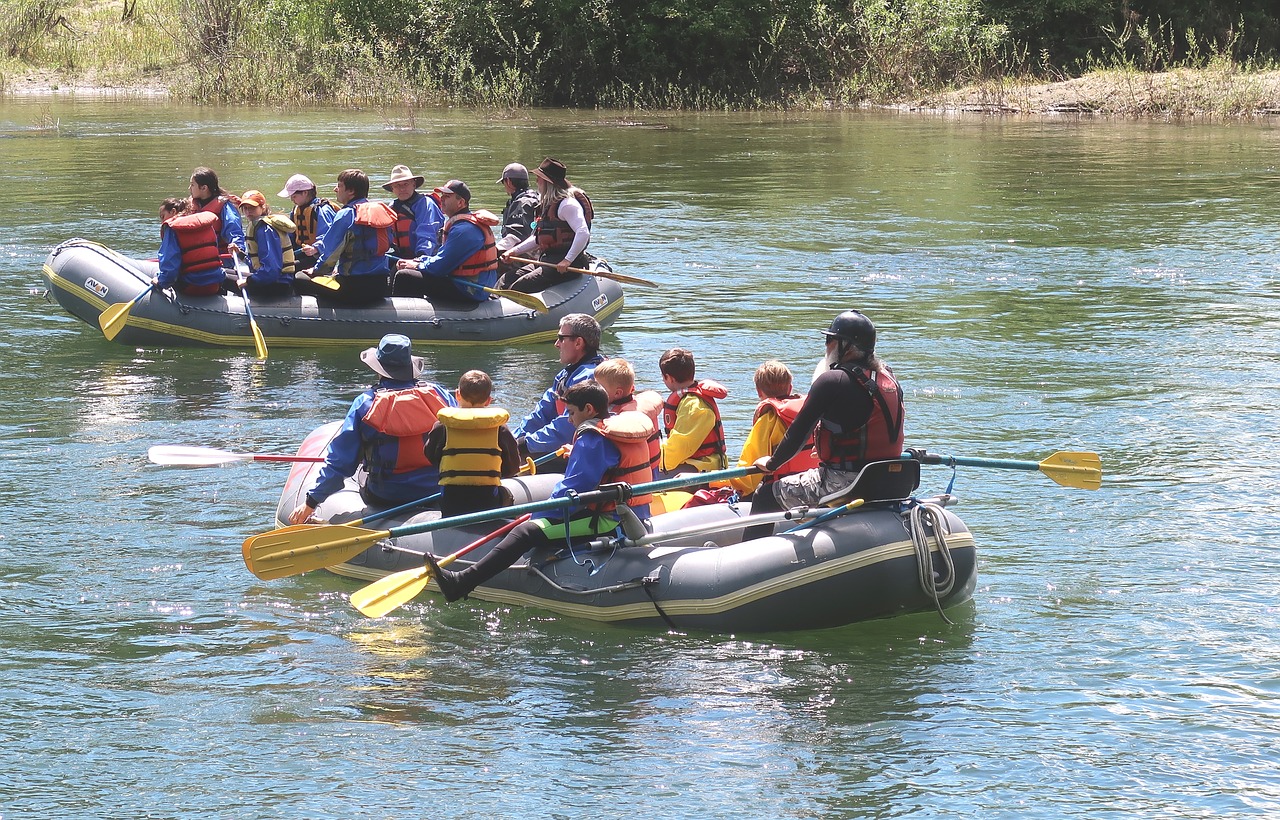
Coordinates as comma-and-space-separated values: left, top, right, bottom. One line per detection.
350, 513, 533, 617
98, 286, 152, 341
148, 445, 324, 466
233, 252, 268, 360
507, 255, 658, 288
907, 449, 1102, 490
518, 447, 567, 476
782, 498, 865, 534
243, 465, 758, 580
454, 279, 549, 313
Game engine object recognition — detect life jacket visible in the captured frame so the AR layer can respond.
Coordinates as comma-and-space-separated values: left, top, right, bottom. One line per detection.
755, 394, 820, 479
246, 213, 299, 277
291, 197, 335, 245
552, 355, 605, 416
435, 406, 510, 487
340, 201, 396, 267
438, 211, 499, 278
501, 188, 539, 239
611, 390, 663, 471
815, 365, 905, 470
360, 386, 449, 478
662, 379, 729, 463
574, 411, 656, 512
391, 193, 423, 258
535, 189, 593, 259
165, 211, 223, 279
191, 196, 232, 254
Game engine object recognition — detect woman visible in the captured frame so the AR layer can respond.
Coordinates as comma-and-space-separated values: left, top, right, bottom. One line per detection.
498, 157, 593, 293
188, 166, 247, 267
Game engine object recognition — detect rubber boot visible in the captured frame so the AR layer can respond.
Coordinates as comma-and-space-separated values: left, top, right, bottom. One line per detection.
425, 521, 545, 602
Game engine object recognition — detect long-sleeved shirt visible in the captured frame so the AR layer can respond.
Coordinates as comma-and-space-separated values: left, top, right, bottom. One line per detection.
394, 192, 445, 257
549, 429, 651, 521
506, 194, 589, 263
312, 198, 391, 277
496, 187, 539, 252
517, 354, 605, 454
659, 394, 723, 473
414, 214, 498, 302
245, 218, 291, 285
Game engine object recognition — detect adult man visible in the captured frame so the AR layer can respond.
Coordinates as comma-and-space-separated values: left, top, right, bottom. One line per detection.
288, 334, 455, 524
298, 169, 396, 305
278, 173, 336, 272
494, 162, 539, 278
382, 164, 445, 260
515, 313, 605, 467
752, 310, 905, 512
425, 382, 655, 603
498, 157, 592, 293
392, 179, 499, 302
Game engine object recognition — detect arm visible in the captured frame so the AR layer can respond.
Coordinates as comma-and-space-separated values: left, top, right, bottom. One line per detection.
504, 232, 538, 260
155, 226, 180, 287
302, 394, 369, 507
558, 196, 590, 266
414, 197, 445, 256
553, 433, 617, 498
311, 207, 353, 263
422, 421, 446, 466
498, 427, 522, 478
419, 221, 482, 278
220, 200, 248, 255
248, 224, 283, 282
659, 395, 716, 472
724, 412, 785, 494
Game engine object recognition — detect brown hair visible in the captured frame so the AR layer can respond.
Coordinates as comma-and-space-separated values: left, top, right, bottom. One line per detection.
337, 168, 370, 200
658, 348, 695, 383
190, 167, 224, 200
754, 360, 794, 399
563, 381, 609, 418
160, 197, 188, 219
457, 369, 493, 405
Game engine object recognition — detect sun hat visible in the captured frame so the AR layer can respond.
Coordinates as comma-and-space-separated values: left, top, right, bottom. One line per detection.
432, 179, 472, 202
532, 157, 569, 189
360, 334, 425, 381
239, 190, 268, 210
497, 162, 529, 184
277, 174, 315, 198
381, 165, 426, 191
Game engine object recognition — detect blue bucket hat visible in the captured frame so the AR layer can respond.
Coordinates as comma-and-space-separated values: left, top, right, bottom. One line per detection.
360, 334, 424, 381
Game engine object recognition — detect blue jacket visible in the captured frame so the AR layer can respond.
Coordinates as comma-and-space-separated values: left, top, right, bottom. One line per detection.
156, 223, 225, 289
547, 431, 651, 520
246, 218, 292, 286
306, 379, 456, 505
312, 198, 391, 277
396, 192, 445, 257
416, 216, 498, 302
517, 354, 605, 454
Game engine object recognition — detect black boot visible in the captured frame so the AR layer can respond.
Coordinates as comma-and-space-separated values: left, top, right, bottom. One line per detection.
423, 553, 467, 602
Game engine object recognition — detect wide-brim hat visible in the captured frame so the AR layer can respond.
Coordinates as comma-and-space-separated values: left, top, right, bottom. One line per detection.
277, 174, 315, 198
381, 164, 426, 191
360, 333, 425, 381
533, 157, 569, 189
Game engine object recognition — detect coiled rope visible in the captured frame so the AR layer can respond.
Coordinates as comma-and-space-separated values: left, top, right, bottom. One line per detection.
908, 501, 958, 623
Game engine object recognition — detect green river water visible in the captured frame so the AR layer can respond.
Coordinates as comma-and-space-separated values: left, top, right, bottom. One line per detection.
2, 98, 1279, 817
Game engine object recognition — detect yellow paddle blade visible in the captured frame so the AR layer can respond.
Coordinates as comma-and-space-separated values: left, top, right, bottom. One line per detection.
1038, 451, 1103, 490
651, 491, 693, 515
250, 322, 268, 359
350, 567, 432, 618
487, 286, 548, 314
308, 275, 343, 290
242, 523, 390, 580
98, 301, 135, 340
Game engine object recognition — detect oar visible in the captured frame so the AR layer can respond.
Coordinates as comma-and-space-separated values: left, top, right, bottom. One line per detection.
232, 250, 268, 359
243, 465, 758, 580
455, 279, 549, 313
518, 448, 567, 476
98, 286, 152, 341
350, 513, 532, 617
782, 498, 865, 534
148, 445, 325, 466
507, 256, 658, 288
908, 449, 1102, 490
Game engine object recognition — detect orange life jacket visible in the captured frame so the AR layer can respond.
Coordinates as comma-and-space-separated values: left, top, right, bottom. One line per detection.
611, 391, 663, 471
755, 394, 820, 479
165, 211, 223, 278
662, 379, 729, 462
575, 411, 656, 512
815, 365, 905, 470
439, 212, 499, 278
341, 201, 396, 266
361, 386, 449, 476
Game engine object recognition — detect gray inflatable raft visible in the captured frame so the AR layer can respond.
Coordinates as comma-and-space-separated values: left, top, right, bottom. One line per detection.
274, 423, 978, 633
42, 238, 624, 349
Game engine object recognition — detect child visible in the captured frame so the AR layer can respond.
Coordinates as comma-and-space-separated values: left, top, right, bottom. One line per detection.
657, 348, 729, 477
592, 358, 663, 425
230, 190, 298, 299
154, 196, 224, 296
722, 360, 817, 497
425, 370, 522, 517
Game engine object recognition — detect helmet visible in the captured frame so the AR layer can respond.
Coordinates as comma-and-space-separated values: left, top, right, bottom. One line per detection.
822, 310, 875, 352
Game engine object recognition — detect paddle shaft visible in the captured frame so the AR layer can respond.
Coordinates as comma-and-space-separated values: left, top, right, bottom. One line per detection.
911, 453, 1039, 471
507, 256, 658, 288
148, 445, 325, 466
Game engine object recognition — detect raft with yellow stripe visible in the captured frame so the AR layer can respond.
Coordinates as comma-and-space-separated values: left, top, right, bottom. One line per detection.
277, 422, 978, 632
42, 238, 624, 349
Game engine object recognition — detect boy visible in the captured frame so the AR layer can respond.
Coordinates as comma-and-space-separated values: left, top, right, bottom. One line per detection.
425, 370, 522, 517
657, 348, 729, 477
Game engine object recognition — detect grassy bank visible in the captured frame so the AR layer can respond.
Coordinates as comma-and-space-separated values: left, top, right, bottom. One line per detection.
2, 0, 1279, 116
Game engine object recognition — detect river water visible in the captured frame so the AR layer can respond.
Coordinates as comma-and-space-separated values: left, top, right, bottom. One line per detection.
2, 98, 1279, 817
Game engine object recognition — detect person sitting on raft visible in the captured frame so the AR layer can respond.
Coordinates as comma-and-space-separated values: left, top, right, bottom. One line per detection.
382, 164, 445, 262
497, 157, 593, 293
296, 169, 396, 305
392, 179, 500, 302
278, 173, 336, 273
657, 348, 730, 479
187, 166, 247, 268
288, 334, 456, 524
226, 190, 297, 300
515, 313, 605, 472
425, 381, 656, 603
718, 360, 818, 499
424, 369, 522, 518
153, 197, 225, 296
494, 162, 539, 280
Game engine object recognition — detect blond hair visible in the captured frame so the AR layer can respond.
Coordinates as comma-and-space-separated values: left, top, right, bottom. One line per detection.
593, 358, 635, 394
754, 360, 793, 399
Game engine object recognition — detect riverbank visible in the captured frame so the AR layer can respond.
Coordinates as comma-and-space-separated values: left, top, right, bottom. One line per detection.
5, 65, 1280, 118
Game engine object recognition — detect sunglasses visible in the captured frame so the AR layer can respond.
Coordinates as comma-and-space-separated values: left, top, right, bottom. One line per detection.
555, 334, 580, 342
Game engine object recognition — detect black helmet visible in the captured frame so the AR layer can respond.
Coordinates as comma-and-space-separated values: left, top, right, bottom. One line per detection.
822, 309, 875, 353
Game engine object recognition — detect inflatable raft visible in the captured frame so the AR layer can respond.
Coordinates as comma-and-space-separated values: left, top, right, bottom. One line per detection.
42, 238, 624, 349
270, 423, 978, 632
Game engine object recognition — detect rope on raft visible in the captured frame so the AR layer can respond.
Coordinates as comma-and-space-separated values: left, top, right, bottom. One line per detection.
908, 501, 958, 624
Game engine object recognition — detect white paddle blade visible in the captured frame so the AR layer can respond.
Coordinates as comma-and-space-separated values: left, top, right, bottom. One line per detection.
148, 445, 250, 466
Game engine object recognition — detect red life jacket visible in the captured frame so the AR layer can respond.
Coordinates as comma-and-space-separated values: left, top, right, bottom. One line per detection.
341, 201, 396, 266
575, 411, 657, 512
360, 386, 449, 477
391, 195, 420, 257
535, 189, 593, 259
815, 365, 905, 470
191, 196, 232, 255
165, 211, 223, 278
662, 380, 729, 462
439, 212, 499, 278
754, 394, 820, 479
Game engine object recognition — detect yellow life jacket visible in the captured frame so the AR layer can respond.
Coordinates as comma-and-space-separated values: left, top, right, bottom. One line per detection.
245, 213, 299, 277
436, 406, 511, 487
